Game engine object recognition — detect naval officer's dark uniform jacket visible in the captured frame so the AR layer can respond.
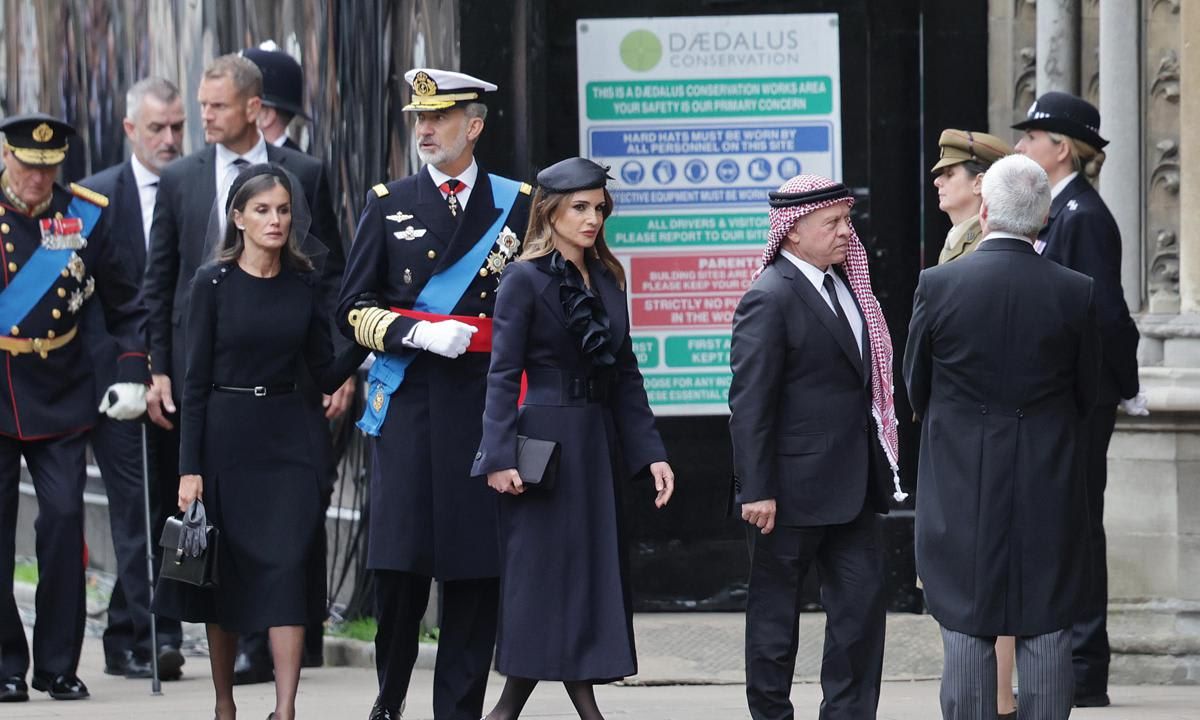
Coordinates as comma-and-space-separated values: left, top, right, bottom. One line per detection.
337, 166, 530, 579
0, 181, 149, 680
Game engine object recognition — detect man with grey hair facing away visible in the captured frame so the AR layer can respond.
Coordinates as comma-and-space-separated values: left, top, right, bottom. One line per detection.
80, 76, 187, 681
904, 153, 1100, 720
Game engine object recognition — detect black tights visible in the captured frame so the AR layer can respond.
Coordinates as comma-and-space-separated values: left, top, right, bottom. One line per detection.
484, 677, 604, 720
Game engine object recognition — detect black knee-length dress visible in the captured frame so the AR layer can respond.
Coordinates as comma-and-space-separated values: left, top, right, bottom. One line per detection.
154, 260, 364, 632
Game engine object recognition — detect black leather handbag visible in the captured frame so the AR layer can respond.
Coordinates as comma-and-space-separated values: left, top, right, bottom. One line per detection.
516, 435, 561, 491
158, 505, 219, 587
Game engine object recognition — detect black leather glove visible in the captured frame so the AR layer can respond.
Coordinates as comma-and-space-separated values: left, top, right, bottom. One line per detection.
179, 499, 209, 558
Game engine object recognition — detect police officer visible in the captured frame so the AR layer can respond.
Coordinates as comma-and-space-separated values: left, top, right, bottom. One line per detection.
338, 69, 531, 720
1014, 91, 1146, 708
0, 114, 149, 701
242, 42, 307, 152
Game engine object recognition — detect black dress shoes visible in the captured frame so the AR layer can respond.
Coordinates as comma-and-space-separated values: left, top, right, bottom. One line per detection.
31, 673, 89, 700
157, 645, 185, 681
104, 651, 129, 676
0, 675, 27, 702
232, 651, 274, 685
369, 697, 402, 719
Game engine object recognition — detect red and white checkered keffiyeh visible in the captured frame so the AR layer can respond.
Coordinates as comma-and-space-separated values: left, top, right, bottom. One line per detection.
757, 174, 906, 502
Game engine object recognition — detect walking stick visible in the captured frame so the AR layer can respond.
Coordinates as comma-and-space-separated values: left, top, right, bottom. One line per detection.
140, 421, 162, 695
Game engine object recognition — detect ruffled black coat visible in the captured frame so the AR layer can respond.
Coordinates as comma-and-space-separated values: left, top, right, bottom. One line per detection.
472, 252, 665, 681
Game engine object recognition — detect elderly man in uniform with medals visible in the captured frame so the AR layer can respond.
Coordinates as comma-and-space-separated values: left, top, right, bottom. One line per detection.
338, 69, 531, 720
0, 115, 149, 702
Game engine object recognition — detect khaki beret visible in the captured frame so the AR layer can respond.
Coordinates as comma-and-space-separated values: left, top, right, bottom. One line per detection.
931, 129, 1012, 173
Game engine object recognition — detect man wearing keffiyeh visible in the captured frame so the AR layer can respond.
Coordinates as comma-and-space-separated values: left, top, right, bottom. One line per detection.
729, 173, 901, 720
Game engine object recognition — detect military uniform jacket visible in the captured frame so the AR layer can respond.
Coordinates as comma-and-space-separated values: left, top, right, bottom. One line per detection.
937, 214, 983, 265
1039, 175, 1139, 405
0, 183, 149, 439
337, 164, 531, 578
904, 237, 1100, 636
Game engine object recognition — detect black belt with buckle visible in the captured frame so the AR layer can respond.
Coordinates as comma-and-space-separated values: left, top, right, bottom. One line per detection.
212, 383, 296, 397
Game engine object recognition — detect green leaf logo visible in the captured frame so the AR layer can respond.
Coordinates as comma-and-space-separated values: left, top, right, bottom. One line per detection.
620, 30, 662, 72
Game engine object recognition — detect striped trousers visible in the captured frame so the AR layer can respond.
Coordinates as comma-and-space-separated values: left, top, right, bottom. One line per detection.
939, 627, 1074, 720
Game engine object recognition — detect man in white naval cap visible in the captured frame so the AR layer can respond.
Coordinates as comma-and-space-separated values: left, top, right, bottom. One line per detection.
337, 68, 532, 720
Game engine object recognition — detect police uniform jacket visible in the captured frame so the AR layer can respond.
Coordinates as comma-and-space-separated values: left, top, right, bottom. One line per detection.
0, 182, 148, 439
1039, 175, 1139, 405
904, 237, 1100, 636
337, 165, 530, 578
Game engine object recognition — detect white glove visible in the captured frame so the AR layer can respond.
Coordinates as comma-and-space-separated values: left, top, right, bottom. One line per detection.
99, 382, 148, 420
1119, 392, 1149, 417
405, 319, 477, 358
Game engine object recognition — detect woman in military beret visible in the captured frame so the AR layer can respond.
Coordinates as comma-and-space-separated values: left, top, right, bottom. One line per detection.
931, 129, 1011, 265
471, 157, 675, 719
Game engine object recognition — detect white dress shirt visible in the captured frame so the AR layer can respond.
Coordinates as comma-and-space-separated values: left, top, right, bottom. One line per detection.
215, 134, 269, 233
1033, 171, 1078, 255
129, 155, 160, 250
269, 133, 289, 148
426, 158, 479, 212
980, 231, 1035, 247
780, 249, 865, 355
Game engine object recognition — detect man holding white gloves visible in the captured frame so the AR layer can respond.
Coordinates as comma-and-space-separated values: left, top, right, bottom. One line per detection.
338, 68, 531, 720
0, 114, 149, 703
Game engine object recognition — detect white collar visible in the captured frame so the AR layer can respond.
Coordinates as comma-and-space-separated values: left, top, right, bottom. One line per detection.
426, 158, 479, 190
780, 249, 833, 289
1050, 171, 1078, 200
269, 133, 289, 148
214, 132, 269, 168
129, 155, 160, 188
980, 231, 1034, 246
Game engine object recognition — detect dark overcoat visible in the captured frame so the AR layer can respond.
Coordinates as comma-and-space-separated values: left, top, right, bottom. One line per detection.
471, 254, 666, 681
1039, 175, 1139, 405
904, 237, 1100, 636
727, 257, 892, 527
337, 166, 530, 578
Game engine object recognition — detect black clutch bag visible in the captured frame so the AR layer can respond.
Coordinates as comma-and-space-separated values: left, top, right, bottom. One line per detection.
516, 435, 561, 491
158, 515, 219, 587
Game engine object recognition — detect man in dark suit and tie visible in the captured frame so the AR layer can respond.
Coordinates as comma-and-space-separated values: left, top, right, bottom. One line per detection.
79, 76, 186, 681
904, 154, 1100, 719
141, 53, 347, 684
729, 174, 904, 720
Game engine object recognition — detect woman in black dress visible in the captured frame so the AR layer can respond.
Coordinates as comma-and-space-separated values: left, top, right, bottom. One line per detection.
166, 165, 364, 720
471, 157, 676, 720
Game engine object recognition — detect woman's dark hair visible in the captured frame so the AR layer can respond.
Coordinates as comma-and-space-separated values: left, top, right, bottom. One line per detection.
218, 170, 313, 271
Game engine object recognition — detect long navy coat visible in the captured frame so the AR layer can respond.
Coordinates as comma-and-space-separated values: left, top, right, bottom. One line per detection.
472, 254, 666, 681
338, 166, 530, 578
904, 237, 1100, 636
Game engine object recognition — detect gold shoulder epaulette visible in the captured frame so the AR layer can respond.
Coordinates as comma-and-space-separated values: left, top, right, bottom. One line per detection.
372, 183, 390, 198
519, 182, 532, 195
69, 183, 109, 208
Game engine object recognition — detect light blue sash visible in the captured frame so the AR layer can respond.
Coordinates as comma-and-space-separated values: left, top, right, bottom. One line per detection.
0, 197, 100, 330
357, 174, 522, 436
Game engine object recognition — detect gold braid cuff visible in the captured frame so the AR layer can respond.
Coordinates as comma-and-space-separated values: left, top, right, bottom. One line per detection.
348, 306, 398, 352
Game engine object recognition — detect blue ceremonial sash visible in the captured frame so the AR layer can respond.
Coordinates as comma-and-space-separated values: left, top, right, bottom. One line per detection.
357, 174, 522, 436
0, 197, 101, 331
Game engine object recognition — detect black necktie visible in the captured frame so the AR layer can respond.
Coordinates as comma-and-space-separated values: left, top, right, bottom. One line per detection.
823, 273, 857, 346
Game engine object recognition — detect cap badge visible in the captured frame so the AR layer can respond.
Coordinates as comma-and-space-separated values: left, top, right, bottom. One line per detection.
412, 71, 438, 97
31, 123, 53, 143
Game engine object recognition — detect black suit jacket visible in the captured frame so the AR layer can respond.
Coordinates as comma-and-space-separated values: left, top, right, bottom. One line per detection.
728, 257, 891, 527
1039, 174, 1139, 404
79, 160, 147, 397
143, 143, 343, 385
904, 236, 1099, 636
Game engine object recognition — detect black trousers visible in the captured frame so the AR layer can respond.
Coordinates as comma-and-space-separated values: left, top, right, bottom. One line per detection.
1071, 403, 1117, 696
744, 507, 886, 720
373, 570, 498, 720
0, 432, 89, 679
91, 415, 185, 663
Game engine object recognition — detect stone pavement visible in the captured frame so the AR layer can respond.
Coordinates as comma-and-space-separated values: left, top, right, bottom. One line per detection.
3, 632, 1198, 719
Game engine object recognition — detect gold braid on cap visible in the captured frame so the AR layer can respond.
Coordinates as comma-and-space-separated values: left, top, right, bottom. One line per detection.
348, 307, 398, 353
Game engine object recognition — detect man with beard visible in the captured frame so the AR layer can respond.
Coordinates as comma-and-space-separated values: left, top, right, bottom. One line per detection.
337, 68, 531, 720
79, 76, 188, 682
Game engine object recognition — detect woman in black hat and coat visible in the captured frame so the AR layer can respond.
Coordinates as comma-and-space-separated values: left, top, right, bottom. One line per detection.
1014, 91, 1145, 708
471, 157, 675, 720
